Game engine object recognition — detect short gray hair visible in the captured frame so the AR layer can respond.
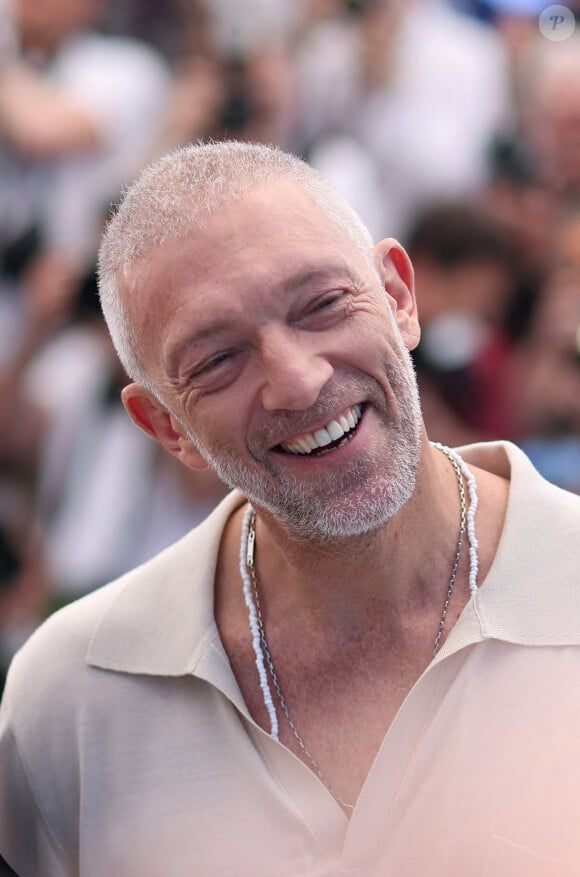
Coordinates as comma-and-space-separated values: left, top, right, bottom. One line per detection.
97, 140, 376, 391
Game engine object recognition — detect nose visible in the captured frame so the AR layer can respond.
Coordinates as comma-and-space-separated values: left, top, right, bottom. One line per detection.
259, 330, 334, 411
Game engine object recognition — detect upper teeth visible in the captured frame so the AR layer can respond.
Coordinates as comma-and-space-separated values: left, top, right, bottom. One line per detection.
281, 405, 362, 455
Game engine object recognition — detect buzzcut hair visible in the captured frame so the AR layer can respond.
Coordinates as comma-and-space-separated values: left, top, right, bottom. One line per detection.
97, 140, 376, 392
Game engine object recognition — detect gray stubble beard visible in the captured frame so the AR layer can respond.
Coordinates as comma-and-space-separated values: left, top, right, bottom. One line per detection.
182, 344, 423, 544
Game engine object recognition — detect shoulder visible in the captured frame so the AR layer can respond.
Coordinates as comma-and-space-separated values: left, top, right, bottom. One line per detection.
0, 492, 244, 869
458, 442, 580, 641
462, 441, 580, 561
461, 440, 580, 514
3, 490, 243, 716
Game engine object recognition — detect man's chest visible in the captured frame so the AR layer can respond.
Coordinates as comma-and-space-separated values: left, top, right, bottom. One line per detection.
41, 642, 580, 876
221, 617, 454, 812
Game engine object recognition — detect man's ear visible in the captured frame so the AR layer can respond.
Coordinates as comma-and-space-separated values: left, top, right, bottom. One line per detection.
121, 383, 209, 471
373, 237, 421, 350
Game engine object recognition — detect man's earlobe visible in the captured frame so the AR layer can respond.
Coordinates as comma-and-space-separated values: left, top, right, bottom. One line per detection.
373, 237, 421, 350
121, 383, 208, 470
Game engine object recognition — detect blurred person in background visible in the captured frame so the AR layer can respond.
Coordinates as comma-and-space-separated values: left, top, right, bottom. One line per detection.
294, 0, 513, 239
0, 0, 170, 381
406, 202, 524, 445
451, 0, 551, 68
517, 33, 580, 202
152, 0, 297, 157
101, 0, 185, 61
0, 0, 170, 664
481, 29, 580, 261
516, 206, 580, 493
0, 0, 170, 352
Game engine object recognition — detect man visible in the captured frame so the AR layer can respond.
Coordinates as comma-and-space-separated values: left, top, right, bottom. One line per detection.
1, 141, 580, 876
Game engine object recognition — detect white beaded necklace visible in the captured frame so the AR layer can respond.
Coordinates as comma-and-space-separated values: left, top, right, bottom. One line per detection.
239, 443, 479, 810
432, 442, 480, 596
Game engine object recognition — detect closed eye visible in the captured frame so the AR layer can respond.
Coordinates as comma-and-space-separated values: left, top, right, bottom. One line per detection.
300, 290, 348, 325
191, 350, 236, 378
310, 291, 345, 311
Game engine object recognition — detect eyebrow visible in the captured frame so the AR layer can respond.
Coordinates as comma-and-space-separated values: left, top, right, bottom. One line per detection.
164, 261, 356, 372
279, 264, 354, 295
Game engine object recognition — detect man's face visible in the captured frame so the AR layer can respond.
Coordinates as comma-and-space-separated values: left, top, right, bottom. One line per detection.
123, 181, 423, 541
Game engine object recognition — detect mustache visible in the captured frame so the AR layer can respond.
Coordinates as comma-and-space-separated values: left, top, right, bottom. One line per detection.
254, 375, 383, 448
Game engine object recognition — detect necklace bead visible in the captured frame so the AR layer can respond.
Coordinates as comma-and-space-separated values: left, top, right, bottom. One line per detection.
240, 508, 279, 739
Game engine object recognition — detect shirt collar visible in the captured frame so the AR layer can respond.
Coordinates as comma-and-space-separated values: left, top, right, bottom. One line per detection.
437, 440, 580, 662
86, 490, 248, 708
87, 442, 580, 688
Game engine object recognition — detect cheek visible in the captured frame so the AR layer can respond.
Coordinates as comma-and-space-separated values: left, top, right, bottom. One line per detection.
350, 313, 403, 363
186, 393, 252, 456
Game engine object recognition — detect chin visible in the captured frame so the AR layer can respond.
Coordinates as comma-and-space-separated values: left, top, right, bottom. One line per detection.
284, 473, 419, 543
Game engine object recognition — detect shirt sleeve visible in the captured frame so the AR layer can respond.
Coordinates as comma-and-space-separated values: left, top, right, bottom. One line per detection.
0, 670, 75, 877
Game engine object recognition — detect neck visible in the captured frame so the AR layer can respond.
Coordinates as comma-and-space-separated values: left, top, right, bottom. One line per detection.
218, 441, 504, 811
246, 441, 466, 626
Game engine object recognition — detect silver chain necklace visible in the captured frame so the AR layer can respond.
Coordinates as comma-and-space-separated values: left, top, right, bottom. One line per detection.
240, 444, 476, 812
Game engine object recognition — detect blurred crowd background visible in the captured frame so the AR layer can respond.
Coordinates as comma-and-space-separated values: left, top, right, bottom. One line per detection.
1, 0, 580, 692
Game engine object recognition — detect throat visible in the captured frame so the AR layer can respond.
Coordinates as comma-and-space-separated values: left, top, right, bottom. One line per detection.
235, 615, 442, 812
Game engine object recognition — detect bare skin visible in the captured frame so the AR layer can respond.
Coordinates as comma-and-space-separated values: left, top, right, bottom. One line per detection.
214, 448, 508, 809
118, 179, 510, 810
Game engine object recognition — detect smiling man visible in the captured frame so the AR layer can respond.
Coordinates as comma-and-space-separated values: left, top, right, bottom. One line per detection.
1, 142, 580, 876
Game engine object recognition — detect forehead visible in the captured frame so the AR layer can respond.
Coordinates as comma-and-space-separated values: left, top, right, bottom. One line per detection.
187, 179, 357, 266
119, 181, 376, 383
123, 180, 368, 328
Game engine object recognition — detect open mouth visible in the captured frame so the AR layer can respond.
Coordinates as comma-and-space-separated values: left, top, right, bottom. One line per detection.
276, 404, 363, 457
